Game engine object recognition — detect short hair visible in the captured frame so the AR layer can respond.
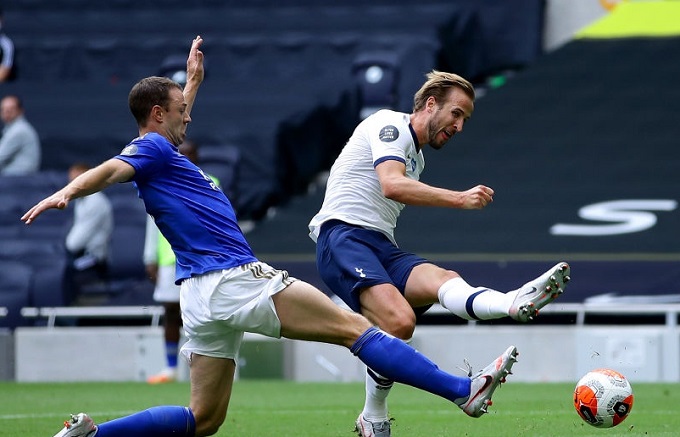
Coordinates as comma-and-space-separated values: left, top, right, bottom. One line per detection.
128, 76, 183, 127
412, 71, 475, 112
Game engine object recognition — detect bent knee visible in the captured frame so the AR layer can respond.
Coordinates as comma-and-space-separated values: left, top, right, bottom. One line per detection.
193, 410, 226, 437
378, 313, 416, 340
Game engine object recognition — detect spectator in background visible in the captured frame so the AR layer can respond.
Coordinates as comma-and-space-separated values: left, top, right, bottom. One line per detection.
64, 163, 114, 301
144, 139, 221, 384
0, 8, 16, 83
0, 95, 41, 175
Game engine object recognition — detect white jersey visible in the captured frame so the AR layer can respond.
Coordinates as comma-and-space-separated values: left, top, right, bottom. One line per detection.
309, 109, 424, 245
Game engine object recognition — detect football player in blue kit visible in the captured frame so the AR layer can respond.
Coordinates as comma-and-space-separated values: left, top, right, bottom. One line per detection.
24, 37, 518, 437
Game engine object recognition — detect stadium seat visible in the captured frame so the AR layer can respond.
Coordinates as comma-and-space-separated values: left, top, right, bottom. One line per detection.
0, 239, 69, 307
0, 172, 72, 240
0, 261, 33, 329
352, 50, 401, 120
197, 145, 241, 205
0, 239, 66, 262
158, 53, 191, 85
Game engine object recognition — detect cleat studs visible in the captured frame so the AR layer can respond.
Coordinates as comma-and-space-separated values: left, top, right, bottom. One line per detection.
564, 275, 570, 283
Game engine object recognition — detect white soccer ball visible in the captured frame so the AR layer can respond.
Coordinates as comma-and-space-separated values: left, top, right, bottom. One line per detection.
573, 368, 634, 428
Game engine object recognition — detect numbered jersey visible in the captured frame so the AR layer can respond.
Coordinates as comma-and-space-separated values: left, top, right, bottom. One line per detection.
309, 109, 424, 244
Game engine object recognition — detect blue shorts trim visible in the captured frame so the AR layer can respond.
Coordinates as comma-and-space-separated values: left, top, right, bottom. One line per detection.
316, 220, 427, 313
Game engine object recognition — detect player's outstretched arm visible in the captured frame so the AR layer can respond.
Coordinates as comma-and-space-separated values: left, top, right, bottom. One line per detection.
375, 160, 494, 209
184, 35, 204, 116
22, 159, 134, 224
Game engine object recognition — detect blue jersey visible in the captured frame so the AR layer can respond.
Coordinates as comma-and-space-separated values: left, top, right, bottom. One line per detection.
116, 132, 257, 283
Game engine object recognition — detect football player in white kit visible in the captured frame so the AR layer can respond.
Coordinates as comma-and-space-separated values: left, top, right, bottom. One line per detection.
310, 71, 570, 437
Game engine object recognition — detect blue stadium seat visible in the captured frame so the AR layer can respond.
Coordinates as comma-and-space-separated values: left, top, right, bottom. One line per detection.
352, 50, 401, 119
0, 261, 33, 329
0, 240, 69, 307
198, 145, 241, 205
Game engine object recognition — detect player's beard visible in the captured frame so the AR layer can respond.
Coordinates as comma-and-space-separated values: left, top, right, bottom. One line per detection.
427, 122, 449, 150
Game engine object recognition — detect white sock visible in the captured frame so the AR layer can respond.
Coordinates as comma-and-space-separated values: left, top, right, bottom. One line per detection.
438, 277, 513, 320
362, 339, 412, 421
362, 368, 393, 421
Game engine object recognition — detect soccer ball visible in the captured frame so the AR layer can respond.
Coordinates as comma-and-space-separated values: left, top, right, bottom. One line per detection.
573, 368, 634, 428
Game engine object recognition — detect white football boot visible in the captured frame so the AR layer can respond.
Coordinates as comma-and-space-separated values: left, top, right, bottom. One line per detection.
456, 345, 519, 418
53, 413, 97, 437
509, 262, 570, 322
355, 415, 391, 437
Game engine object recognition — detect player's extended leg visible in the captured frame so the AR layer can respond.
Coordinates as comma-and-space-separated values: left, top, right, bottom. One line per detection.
53, 408, 195, 437
148, 302, 182, 384
188, 354, 237, 436
407, 262, 571, 322
356, 282, 420, 436
272, 280, 515, 413
51, 355, 234, 437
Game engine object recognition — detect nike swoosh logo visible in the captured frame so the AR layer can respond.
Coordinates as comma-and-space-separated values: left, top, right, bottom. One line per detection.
468, 375, 493, 404
521, 287, 538, 297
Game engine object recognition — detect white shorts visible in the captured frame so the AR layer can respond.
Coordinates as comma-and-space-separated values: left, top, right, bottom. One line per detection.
153, 264, 180, 303
179, 262, 295, 361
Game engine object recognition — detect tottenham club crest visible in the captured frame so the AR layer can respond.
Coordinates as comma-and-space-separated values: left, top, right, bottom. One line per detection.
379, 125, 399, 142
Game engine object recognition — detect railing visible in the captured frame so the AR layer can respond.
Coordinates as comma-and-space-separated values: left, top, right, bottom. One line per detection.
426, 302, 680, 327
17, 302, 680, 329
20, 306, 165, 328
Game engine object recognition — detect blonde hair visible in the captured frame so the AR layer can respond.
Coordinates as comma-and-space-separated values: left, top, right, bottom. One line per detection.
413, 70, 475, 112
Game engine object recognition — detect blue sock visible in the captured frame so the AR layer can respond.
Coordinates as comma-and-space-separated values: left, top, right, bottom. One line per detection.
95, 406, 195, 437
350, 327, 471, 403
166, 341, 179, 368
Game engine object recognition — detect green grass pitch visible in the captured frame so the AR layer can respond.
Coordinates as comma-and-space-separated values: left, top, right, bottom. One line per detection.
1, 381, 678, 436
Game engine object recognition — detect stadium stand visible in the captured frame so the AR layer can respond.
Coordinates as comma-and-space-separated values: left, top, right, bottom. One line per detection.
0, 172, 152, 315
0, 261, 32, 329
198, 144, 242, 205
19, 0, 680, 328
2, 0, 544, 220
71, 181, 154, 306
0, 172, 72, 315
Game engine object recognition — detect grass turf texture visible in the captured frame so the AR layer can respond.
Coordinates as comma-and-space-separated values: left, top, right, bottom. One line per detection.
1, 381, 678, 436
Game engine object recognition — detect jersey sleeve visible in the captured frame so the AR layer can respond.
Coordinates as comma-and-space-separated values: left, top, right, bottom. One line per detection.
115, 134, 169, 181
366, 113, 411, 167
